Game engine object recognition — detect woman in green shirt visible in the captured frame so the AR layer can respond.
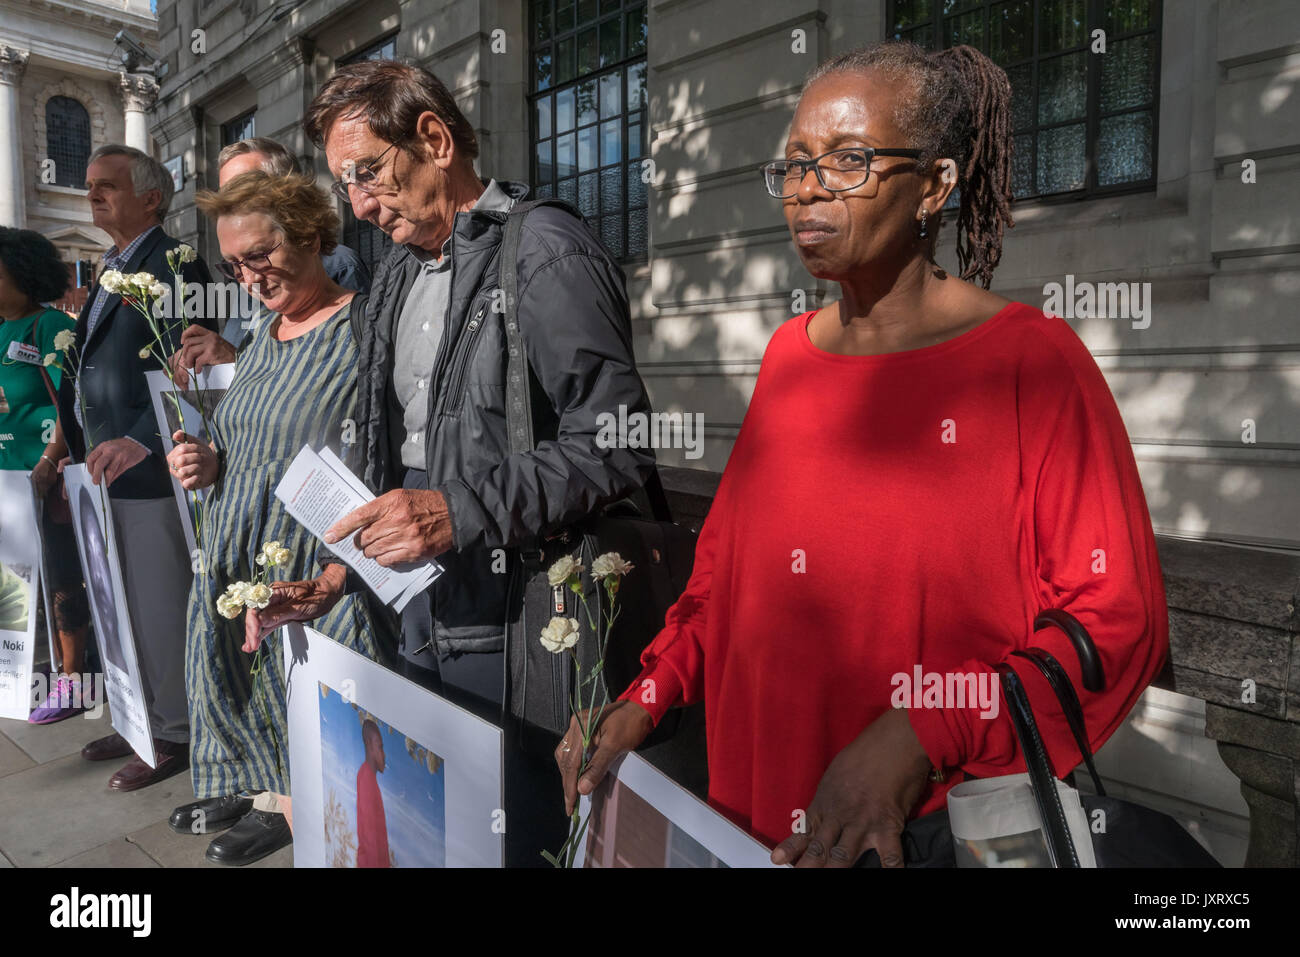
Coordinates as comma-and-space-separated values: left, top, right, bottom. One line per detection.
0, 227, 91, 722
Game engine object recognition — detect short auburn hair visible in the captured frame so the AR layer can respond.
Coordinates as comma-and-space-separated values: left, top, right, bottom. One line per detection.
303, 59, 479, 161
195, 171, 339, 255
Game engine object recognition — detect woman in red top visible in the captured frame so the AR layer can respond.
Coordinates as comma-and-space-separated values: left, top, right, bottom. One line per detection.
556, 42, 1168, 867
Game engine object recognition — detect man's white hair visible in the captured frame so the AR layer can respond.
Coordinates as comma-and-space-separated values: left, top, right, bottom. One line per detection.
88, 144, 174, 221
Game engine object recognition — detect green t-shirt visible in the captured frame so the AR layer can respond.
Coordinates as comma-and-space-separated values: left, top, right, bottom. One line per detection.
0, 307, 75, 470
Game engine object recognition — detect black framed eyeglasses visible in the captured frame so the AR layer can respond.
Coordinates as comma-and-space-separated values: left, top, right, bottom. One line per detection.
329, 142, 400, 202
760, 147, 922, 198
216, 239, 284, 281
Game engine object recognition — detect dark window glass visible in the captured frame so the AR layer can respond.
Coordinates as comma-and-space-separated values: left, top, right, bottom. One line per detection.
220, 111, 256, 147
889, 0, 1160, 200
45, 96, 91, 188
530, 1, 649, 261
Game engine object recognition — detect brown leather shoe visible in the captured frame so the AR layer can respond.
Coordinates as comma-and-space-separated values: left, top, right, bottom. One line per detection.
108, 740, 190, 792
81, 731, 133, 762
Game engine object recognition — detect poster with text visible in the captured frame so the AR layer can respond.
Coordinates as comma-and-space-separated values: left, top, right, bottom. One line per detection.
146, 364, 234, 557
0, 470, 41, 719
284, 624, 503, 867
574, 752, 778, 868
62, 465, 155, 767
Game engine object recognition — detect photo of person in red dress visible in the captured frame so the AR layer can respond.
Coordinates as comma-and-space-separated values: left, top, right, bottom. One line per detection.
355, 719, 389, 868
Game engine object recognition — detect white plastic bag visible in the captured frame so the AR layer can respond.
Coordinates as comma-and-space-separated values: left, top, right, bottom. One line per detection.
946, 773, 1096, 867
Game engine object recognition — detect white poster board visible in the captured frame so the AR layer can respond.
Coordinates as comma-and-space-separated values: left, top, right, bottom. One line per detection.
0, 470, 41, 719
145, 364, 234, 556
285, 623, 503, 868
574, 752, 779, 868
62, 466, 155, 767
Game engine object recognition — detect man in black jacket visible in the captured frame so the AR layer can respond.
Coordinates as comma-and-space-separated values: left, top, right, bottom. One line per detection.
249, 60, 657, 864
56, 144, 216, 791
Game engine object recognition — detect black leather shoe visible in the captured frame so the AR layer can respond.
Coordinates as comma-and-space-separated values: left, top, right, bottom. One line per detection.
170, 795, 255, 835
205, 809, 292, 866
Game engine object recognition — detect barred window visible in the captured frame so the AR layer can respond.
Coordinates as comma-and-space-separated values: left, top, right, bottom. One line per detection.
888, 0, 1160, 205
221, 111, 256, 147
530, 0, 649, 262
45, 96, 91, 189
338, 33, 399, 274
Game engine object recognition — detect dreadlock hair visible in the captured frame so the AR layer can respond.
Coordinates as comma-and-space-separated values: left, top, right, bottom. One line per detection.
802, 41, 1015, 289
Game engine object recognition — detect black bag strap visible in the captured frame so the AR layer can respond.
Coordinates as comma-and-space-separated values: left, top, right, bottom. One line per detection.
1010, 647, 1106, 796
996, 662, 1082, 868
500, 199, 671, 524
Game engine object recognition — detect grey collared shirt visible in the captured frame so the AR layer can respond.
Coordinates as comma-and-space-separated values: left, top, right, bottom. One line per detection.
394, 179, 515, 470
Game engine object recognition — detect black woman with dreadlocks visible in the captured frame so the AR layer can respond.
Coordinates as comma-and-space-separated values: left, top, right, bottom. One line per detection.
554, 42, 1168, 867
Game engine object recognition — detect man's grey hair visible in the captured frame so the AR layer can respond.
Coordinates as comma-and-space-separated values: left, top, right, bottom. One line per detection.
87, 144, 174, 221
217, 137, 300, 177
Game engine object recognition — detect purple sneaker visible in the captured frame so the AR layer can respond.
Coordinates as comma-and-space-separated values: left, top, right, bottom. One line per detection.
28, 676, 87, 725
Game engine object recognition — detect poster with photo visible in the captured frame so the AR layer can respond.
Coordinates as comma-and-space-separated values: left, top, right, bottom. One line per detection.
0, 470, 41, 720
574, 752, 778, 868
284, 623, 503, 868
62, 466, 155, 767
146, 364, 235, 556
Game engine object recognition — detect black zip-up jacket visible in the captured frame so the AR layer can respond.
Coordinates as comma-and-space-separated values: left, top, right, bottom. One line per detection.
336, 180, 657, 654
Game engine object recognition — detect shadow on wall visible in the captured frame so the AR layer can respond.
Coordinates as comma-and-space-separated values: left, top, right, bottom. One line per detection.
642, 58, 1299, 551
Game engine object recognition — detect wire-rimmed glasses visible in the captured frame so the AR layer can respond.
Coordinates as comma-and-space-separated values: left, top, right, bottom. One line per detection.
329, 142, 400, 202
215, 239, 284, 281
760, 147, 922, 198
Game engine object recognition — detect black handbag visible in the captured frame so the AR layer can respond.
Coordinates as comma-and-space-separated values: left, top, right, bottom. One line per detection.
860, 610, 1221, 868
497, 199, 703, 760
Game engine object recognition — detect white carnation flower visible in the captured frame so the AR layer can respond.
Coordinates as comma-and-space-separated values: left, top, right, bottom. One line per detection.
132, 271, 156, 287
43, 353, 57, 367
246, 582, 273, 609
99, 270, 124, 293
216, 593, 243, 619
546, 554, 583, 587
53, 329, 75, 351
148, 281, 168, 299
591, 552, 633, 581
138, 346, 152, 359
539, 616, 580, 654
176, 244, 197, 263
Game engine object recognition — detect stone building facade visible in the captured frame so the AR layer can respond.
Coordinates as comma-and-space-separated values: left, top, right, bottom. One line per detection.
143, 0, 1300, 866
0, 0, 161, 310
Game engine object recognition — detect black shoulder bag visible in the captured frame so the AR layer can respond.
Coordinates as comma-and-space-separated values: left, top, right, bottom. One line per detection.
497, 199, 705, 781
859, 610, 1222, 868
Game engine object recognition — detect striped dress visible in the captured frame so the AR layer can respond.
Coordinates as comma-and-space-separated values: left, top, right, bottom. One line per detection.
185, 299, 396, 798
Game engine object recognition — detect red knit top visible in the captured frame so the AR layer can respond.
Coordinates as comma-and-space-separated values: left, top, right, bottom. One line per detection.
619, 302, 1169, 850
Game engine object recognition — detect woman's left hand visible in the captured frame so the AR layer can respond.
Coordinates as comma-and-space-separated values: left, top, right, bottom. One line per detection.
770, 707, 934, 868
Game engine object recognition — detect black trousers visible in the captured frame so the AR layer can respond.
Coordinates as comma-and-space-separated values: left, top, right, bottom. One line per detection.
399, 469, 570, 867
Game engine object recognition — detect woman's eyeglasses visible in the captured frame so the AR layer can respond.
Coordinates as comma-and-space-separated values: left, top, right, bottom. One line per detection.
760, 147, 922, 198
215, 239, 284, 281
329, 142, 400, 202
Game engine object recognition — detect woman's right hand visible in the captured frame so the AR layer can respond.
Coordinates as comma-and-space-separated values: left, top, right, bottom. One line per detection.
167, 430, 218, 490
169, 325, 237, 388
30, 456, 58, 499
556, 700, 655, 815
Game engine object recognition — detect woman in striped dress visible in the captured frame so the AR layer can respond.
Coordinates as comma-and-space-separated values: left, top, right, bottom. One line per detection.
165, 171, 396, 865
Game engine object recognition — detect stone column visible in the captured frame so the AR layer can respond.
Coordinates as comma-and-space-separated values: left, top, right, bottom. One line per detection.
0, 45, 30, 228
119, 72, 160, 154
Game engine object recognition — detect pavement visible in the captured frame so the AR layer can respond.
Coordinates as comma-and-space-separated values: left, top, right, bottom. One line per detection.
0, 676, 292, 869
